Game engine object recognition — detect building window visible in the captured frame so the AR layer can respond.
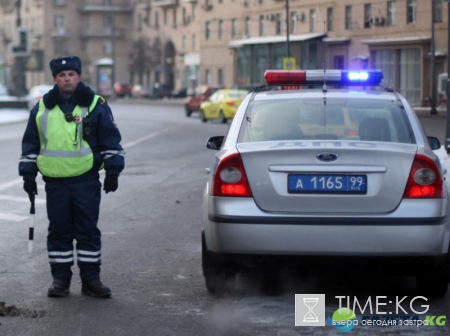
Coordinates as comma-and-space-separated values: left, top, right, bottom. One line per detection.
364, 4, 372, 28
54, 15, 64, 30
103, 14, 113, 29
275, 13, 282, 35
290, 12, 297, 34
163, 8, 168, 25
172, 8, 177, 28
218, 69, 224, 85
309, 9, 316, 32
407, 0, 416, 24
192, 34, 196, 49
53, 40, 65, 54
435, 0, 442, 23
231, 18, 237, 38
245, 16, 251, 37
327, 7, 333, 32
103, 40, 112, 55
259, 15, 265, 36
345, 5, 352, 30
53, 0, 66, 5
155, 11, 159, 29
182, 35, 186, 51
206, 69, 211, 85
387, 1, 396, 26
218, 20, 223, 40
205, 21, 211, 41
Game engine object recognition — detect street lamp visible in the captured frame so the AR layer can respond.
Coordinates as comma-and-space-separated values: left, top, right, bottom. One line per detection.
286, 0, 290, 58
430, 0, 437, 114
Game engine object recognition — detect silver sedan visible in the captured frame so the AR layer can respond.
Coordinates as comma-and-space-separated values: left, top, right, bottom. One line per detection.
202, 70, 450, 297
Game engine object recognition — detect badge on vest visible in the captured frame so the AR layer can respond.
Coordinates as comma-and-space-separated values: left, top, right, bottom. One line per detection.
73, 115, 82, 124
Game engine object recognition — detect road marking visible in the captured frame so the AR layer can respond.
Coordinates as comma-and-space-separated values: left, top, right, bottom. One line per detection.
0, 213, 28, 222
122, 126, 181, 149
0, 178, 23, 191
0, 194, 46, 204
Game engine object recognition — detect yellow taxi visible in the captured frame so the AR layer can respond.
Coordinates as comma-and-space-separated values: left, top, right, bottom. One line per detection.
199, 89, 249, 123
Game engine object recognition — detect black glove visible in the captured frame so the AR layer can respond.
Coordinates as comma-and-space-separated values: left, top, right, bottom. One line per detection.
23, 178, 38, 196
103, 175, 118, 193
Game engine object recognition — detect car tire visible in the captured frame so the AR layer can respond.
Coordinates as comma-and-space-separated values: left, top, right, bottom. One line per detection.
202, 231, 235, 295
200, 110, 207, 123
220, 111, 227, 124
185, 105, 192, 117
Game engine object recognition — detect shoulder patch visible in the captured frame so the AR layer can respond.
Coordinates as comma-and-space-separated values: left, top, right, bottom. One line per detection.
99, 96, 107, 104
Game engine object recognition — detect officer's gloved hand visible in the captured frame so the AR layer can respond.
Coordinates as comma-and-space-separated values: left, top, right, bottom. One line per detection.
103, 175, 118, 193
23, 178, 38, 196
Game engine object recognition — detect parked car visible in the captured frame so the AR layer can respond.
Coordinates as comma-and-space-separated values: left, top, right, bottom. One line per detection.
131, 84, 152, 99
171, 87, 188, 98
199, 89, 249, 123
0, 84, 8, 96
152, 83, 173, 99
185, 85, 225, 117
114, 82, 132, 98
202, 69, 450, 297
26, 84, 54, 110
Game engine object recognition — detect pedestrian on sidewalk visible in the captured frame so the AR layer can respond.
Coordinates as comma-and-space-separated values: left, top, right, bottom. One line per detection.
19, 55, 125, 298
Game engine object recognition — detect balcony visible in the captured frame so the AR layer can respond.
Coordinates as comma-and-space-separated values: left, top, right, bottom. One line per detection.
152, 0, 179, 8
184, 0, 197, 3
78, 0, 132, 13
49, 28, 70, 38
78, 27, 124, 38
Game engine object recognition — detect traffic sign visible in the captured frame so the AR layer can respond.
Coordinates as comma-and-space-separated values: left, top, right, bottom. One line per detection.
283, 57, 296, 70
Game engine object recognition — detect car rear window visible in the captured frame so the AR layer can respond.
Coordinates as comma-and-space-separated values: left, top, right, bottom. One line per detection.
239, 98, 415, 144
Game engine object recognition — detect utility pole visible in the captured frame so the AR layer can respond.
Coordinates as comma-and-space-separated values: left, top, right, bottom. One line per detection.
13, 0, 27, 96
286, 0, 290, 58
430, 0, 438, 114
446, 1, 450, 153
110, 15, 116, 100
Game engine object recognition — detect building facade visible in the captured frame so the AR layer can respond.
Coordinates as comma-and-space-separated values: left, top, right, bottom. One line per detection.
0, 0, 448, 106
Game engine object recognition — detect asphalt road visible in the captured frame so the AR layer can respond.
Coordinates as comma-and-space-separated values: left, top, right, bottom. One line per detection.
0, 102, 449, 335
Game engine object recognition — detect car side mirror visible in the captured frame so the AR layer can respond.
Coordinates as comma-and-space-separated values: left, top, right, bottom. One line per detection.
206, 136, 224, 150
428, 136, 441, 150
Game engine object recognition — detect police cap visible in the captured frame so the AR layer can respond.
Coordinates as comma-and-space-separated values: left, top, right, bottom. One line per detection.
49, 55, 82, 77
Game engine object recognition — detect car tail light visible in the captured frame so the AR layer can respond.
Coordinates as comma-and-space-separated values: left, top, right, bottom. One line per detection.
227, 101, 235, 107
212, 153, 252, 197
403, 154, 443, 198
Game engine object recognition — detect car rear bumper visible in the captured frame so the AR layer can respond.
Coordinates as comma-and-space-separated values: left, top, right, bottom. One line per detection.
203, 197, 450, 256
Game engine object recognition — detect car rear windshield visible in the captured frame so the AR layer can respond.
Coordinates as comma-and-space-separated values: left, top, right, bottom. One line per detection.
239, 98, 415, 144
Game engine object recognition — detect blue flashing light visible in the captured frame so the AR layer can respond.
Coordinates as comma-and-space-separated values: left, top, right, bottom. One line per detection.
341, 70, 383, 86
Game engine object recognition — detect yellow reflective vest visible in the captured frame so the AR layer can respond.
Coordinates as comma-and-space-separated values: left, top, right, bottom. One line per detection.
36, 96, 100, 178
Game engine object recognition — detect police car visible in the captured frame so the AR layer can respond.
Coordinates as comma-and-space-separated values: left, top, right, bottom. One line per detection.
202, 69, 450, 296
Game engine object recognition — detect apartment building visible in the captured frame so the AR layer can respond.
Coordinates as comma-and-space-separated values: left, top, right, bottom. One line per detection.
0, 0, 133, 96
0, 0, 448, 106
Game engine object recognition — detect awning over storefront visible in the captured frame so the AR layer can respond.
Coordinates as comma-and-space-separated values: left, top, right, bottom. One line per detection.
361, 36, 431, 45
229, 32, 326, 48
322, 37, 351, 44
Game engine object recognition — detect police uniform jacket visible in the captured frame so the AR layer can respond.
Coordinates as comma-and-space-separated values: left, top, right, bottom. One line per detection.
19, 82, 125, 180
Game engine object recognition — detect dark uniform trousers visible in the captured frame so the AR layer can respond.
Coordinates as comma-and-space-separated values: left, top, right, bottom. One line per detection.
45, 171, 102, 282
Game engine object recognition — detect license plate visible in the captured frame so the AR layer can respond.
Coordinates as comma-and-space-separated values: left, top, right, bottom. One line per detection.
288, 174, 367, 194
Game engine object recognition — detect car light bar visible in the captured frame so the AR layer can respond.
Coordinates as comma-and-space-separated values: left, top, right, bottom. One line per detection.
264, 70, 383, 86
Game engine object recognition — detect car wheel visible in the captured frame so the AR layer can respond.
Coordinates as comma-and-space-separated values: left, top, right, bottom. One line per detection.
220, 111, 227, 124
202, 231, 235, 295
200, 110, 207, 123
185, 105, 192, 117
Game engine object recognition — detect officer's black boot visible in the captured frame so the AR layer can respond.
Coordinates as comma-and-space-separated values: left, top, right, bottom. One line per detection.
47, 279, 70, 297
81, 279, 112, 298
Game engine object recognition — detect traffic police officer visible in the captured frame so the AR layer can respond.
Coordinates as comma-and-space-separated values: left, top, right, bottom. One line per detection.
19, 55, 125, 298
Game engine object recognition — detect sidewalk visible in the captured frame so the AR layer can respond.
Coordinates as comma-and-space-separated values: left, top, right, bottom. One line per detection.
0, 103, 448, 126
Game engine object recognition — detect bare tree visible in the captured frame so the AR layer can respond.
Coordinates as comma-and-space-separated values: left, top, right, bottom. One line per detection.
129, 37, 162, 85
